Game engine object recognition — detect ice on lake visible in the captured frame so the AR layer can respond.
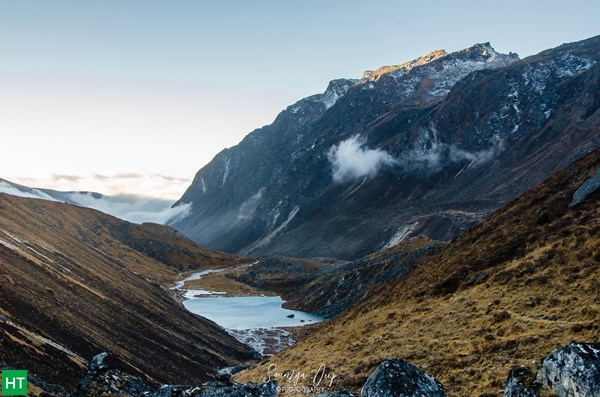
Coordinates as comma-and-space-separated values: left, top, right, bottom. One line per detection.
183, 295, 323, 329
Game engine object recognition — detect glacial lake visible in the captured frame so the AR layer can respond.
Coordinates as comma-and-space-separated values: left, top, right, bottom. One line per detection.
182, 295, 323, 329
173, 267, 324, 354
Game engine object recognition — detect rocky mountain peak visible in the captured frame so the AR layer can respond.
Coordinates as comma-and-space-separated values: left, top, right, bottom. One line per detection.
362, 49, 449, 81
320, 78, 359, 109
361, 43, 518, 83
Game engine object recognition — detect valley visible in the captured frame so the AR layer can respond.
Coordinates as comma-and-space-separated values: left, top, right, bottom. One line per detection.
1, 32, 599, 397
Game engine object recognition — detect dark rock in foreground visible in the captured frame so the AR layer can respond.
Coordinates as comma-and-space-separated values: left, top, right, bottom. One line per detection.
360, 358, 445, 397
503, 367, 538, 397
536, 343, 600, 397
73, 353, 150, 397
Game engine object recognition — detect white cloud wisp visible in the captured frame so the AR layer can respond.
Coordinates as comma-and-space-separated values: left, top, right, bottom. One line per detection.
328, 136, 397, 183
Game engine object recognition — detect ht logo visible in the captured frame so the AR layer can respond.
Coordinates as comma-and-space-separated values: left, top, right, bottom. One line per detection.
1, 370, 27, 396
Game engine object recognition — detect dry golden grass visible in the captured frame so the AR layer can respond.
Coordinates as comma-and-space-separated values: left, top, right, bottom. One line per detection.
0, 194, 250, 390
183, 268, 277, 297
236, 149, 600, 396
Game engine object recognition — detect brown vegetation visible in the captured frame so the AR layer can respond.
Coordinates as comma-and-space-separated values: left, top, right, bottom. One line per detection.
0, 195, 250, 390
236, 147, 600, 396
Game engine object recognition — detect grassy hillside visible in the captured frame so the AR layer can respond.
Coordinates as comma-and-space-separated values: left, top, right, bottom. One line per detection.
237, 146, 600, 396
0, 195, 251, 390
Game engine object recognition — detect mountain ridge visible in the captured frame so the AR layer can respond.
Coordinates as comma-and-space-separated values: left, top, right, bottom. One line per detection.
171, 35, 600, 260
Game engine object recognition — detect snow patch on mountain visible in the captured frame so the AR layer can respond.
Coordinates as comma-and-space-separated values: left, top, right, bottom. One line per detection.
221, 157, 231, 188
243, 206, 300, 254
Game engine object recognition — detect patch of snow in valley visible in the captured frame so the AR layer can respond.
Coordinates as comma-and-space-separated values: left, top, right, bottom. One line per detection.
383, 223, 418, 249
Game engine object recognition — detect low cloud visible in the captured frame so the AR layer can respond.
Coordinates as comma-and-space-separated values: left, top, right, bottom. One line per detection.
328, 136, 397, 183
0, 177, 192, 225
327, 134, 504, 183
62, 192, 192, 224
402, 136, 504, 173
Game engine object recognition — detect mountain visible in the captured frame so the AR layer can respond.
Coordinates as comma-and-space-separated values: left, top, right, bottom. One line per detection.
236, 139, 600, 396
0, 193, 251, 390
172, 36, 600, 260
0, 178, 188, 224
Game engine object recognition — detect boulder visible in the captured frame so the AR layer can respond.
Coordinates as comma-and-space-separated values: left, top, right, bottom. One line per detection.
536, 343, 600, 397
89, 352, 108, 371
503, 367, 538, 397
361, 358, 445, 397
570, 169, 600, 207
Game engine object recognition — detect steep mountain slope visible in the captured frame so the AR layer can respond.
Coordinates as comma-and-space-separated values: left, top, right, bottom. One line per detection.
0, 194, 251, 390
172, 36, 600, 260
236, 145, 600, 396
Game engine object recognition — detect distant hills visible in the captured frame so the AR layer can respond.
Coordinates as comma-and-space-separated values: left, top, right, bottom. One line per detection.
0, 178, 188, 224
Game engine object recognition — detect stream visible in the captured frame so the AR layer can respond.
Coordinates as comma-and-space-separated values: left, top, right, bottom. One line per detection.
172, 267, 323, 356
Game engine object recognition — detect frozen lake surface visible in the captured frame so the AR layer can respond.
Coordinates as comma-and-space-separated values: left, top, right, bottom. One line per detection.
173, 266, 324, 354
183, 295, 323, 329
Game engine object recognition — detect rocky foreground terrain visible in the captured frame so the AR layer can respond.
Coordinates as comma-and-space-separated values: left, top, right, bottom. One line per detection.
13, 341, 599, 397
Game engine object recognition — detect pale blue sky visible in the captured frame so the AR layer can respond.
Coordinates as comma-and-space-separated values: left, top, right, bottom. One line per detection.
1, 0, 598, 198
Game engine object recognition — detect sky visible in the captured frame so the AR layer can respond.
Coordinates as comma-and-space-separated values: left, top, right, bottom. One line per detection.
1, 0, 598, 200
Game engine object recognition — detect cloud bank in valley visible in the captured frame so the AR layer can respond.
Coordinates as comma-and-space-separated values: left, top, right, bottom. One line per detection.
62, 192, 192, 224
327, 136, 397, 183
0, 178, 191, 224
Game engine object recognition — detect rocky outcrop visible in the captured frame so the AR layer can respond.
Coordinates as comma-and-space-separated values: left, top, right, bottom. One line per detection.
536, 343, 600, 397
152, 381, 277, 397
570, 168, 600, 207
172, 35, 600, 260
283, 238, 445, 317
72, 353, 277, 397
74, 353, 150, 397
360, 358, 445, 397
503, 367, 538, 397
